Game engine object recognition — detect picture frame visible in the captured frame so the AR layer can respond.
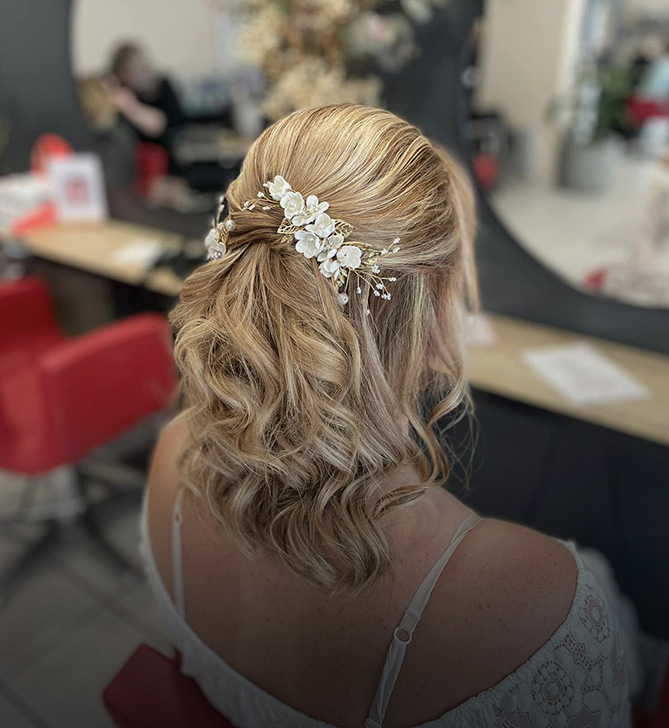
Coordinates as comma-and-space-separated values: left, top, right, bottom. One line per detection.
48, 153, 108, 223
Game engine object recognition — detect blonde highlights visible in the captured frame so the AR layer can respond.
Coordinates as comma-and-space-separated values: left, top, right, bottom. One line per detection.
170, 105, 478, 595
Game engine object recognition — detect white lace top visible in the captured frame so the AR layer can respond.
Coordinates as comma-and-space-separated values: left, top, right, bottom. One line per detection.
140, 490, 631, 728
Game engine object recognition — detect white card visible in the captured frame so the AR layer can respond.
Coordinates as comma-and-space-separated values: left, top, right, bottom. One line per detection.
522, 342, 649, 406
112, 239, 164, 268
48, 154, 108, 223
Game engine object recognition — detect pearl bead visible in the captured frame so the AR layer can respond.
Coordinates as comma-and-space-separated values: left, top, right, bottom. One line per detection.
338, 293, 349, 305
225, 218, 237, 232
207, 245, 225, 261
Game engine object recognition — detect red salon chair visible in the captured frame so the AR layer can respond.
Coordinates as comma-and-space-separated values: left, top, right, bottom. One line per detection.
104, 645, 234, 728
0, 277, 177, 604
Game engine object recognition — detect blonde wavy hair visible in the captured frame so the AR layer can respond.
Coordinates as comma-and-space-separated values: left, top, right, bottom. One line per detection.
171, 104, 478, 595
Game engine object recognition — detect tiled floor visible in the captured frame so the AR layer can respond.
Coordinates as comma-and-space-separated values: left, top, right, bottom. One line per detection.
0, 471, 171, 728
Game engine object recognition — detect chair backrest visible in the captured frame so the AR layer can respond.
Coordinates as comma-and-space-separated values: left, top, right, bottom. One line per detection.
37, 313, 178, 468
0, 277, 63, 363
0, 311, 177, 474
104, 644, 234, 728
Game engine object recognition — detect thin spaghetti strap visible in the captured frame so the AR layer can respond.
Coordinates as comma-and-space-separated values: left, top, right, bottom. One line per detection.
365, 511, 483, 728
171, 486, 186, 618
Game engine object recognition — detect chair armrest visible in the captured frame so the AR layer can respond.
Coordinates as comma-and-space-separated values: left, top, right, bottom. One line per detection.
38, 314, 178, 465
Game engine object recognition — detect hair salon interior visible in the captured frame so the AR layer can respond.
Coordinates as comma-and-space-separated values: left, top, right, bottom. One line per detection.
0, 0, 669, 726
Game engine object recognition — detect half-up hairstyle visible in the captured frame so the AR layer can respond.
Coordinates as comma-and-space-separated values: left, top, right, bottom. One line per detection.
170, 104, 478, 596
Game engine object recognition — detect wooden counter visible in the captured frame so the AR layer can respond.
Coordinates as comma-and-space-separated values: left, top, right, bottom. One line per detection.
466, 314, 669, 448
17, 221, 184, 297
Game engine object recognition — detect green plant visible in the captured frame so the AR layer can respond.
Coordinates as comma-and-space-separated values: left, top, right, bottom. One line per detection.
593, 64, 633, 141
551, 62, 634, 145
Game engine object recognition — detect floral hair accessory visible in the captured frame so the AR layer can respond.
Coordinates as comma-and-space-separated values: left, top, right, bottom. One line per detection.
205, 196, 237, 261
245, 175, 400, 307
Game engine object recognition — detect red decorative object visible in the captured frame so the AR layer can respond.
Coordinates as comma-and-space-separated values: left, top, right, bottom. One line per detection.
473, 152, 501, 192
29, 132, 73, 174
584, 267, 607, 292
135, 143, 169, 196
104, 645, 235, 728
626, 96, 669, 128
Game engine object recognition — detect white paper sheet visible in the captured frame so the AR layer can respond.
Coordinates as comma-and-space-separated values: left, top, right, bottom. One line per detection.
521, 342, 650, 406
112, 239, 164, 268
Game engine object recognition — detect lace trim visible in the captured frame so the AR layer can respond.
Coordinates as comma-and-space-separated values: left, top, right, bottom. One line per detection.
416, 541, 630, 727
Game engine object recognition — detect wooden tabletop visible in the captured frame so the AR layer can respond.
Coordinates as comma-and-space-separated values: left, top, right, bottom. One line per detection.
466, 314, 669, 447
10, 222, 669, 446
17, 221, 184, 296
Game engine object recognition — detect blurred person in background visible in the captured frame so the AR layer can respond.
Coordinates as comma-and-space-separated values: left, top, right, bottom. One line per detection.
630, 36, 664, 92
96, 41, 218, 211
639, 37, 669, 105
143, 105, 631, 727
106, 42, 186, 167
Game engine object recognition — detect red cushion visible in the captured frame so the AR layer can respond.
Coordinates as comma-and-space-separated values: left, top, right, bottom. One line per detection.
135, 143, 169, 196
104, 645, 235, 728
0, 313, 177, 474
0, 366, 52, 472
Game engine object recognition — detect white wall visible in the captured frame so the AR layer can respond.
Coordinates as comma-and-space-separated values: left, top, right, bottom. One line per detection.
624, 0, 669, 15
72, 0, 236, 79
476, 0, 587, 183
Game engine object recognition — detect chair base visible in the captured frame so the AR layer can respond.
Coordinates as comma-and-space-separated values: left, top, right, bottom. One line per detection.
0, 465, 144, 608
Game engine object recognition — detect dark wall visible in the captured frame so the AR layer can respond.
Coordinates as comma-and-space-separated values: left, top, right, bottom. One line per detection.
0, 0, 92, 174
453, 392, 669, 639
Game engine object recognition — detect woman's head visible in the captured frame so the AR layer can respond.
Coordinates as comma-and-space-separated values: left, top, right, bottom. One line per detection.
171, 104, 477, 595
110, 42, 157, 94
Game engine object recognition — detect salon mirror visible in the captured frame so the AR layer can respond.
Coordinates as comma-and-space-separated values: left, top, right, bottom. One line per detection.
467, 0, 669, 308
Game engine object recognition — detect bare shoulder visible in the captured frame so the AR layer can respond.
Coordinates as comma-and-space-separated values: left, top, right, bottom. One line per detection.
469, 516, 579, 604
430, 516, 579, 675
483, 516, 577, 615
393, 514, 582, 719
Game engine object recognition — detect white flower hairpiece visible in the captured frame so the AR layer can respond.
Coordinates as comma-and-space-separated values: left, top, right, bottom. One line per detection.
264, 175, 399, 306
205, 195, 237, 261
204, 175, 400, 310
